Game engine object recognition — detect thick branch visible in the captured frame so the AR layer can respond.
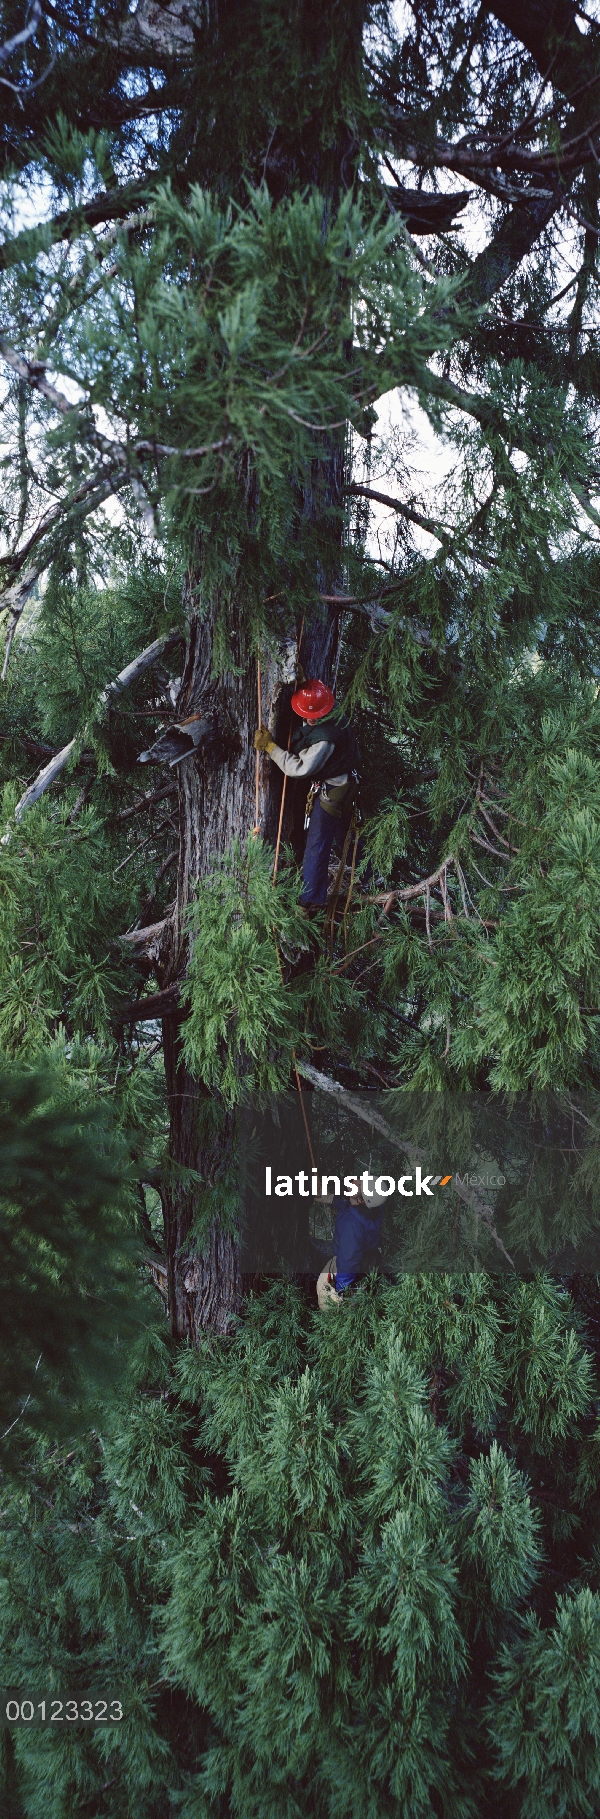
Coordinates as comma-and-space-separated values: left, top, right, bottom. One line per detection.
0, 188, 151, 274
118, 916, 171, 951
381, 181, 472, 235
0, 469, 127, 584
0, 335, 233, 556
0, 0, 41, 67
347, 483, 493, 568
384, 0, 600, 307
0, 336, 163, 539
396, 130, 596, 181
347, 483, 453, 544
368, 854, 458, 914
0, 336, 146, 479
488, 1, 592, 97
465, 189, 559, 306
114, 985, 181, 1023
108, 0, 199, 62
0, 470, 134, 677
421, 371, 600, 535
2, 628, 182, 835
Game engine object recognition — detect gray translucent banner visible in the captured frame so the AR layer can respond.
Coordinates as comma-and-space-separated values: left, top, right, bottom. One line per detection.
236, 1089, 600, 1276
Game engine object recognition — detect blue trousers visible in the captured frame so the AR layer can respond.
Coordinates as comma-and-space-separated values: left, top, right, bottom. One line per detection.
300, 797, 357, 907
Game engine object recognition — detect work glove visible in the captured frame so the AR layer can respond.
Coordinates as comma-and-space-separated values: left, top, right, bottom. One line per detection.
254, 726, 276, 753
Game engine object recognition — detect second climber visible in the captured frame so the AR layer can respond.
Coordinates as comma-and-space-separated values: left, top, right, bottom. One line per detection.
254, 678, 361, 909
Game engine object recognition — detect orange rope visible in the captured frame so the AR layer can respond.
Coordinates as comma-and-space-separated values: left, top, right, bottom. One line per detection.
272, 751, 289, 881
272, 618, 304, 882
253, 651, 262, 835
267, 619, 317, 1174
293, 1060, 316, 1170
273, 923, 317, 1174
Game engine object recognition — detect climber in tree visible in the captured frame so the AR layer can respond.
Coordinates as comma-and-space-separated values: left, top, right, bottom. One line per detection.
314, 1170, 386, 1310
254, 679, 361, 907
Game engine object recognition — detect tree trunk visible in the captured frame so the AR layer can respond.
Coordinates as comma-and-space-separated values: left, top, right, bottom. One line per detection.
159, 584, 340, 1337
157, 50, 356, 1335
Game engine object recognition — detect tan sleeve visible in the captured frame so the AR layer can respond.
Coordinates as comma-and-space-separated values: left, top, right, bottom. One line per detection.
268, 739, 335, 778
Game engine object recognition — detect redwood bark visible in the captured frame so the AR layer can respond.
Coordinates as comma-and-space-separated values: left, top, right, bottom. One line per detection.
155, 6, 359, 1337
158, 586, 340, 1336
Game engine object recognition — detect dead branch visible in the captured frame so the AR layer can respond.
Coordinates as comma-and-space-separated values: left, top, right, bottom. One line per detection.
118, 916, 171, 950
331, 935, 384, 975
0, 338, 225, 471
0, 196, 153, 278
0, 473, 130, 672
347, 482, 453, 543
67, 778, 94, 822
440, 861, 453, 923
296, 1060, 515, 1268
477, 801, 518, 851
391, 114, 600, 181
0, 334, 235, 617
144, 1257, 168, 1303
0, 0, 41, 67
367, 852, 457, 914
471, 830, 512, 862
479, 795, 511, 815
115, 783, 176, 821
1, 628, 182, 838
0, 560, 46, 672
455, 859, 471, 920
0, 468, 128, 578
134, 436, 232, 461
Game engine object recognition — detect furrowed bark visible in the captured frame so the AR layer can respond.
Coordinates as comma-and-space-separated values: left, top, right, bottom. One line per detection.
158, 583, 338, 1338
153, 5, 356, 1333
465, 190, 559, 305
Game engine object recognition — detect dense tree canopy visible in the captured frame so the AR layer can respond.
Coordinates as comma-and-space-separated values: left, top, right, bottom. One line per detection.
1, 3, 600, 1120
3, 2, 600, 1813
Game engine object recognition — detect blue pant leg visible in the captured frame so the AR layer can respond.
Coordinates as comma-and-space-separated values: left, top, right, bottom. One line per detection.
300, 799, 339, 905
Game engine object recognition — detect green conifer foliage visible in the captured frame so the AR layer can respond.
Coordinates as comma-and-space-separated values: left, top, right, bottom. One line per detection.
0, 1059, 149, 1452
3, 1276, 600, 1816
181, 841, 312, 1101
488, 1589, 600, 1817
3, 3, 600, 1810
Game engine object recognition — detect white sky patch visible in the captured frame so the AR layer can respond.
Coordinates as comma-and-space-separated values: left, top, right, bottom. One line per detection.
2, 36, 600, 588
360, 387, 457, 560
1, 173, 55, 233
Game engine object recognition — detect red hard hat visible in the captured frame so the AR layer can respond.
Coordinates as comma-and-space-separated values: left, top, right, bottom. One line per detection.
291, 678, 335, 722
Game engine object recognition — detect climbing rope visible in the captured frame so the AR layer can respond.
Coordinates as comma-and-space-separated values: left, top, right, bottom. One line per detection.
342, 810, 361, 951
326, 799, 359, 962
252, 650, 262, 835
271, 920, 317, 1171
293, 1059, 317, 1171
272, 617, 304, 883
246, 618, 320, 1207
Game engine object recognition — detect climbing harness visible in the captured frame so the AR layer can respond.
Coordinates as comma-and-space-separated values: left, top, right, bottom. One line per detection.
303, 781, 317, 832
